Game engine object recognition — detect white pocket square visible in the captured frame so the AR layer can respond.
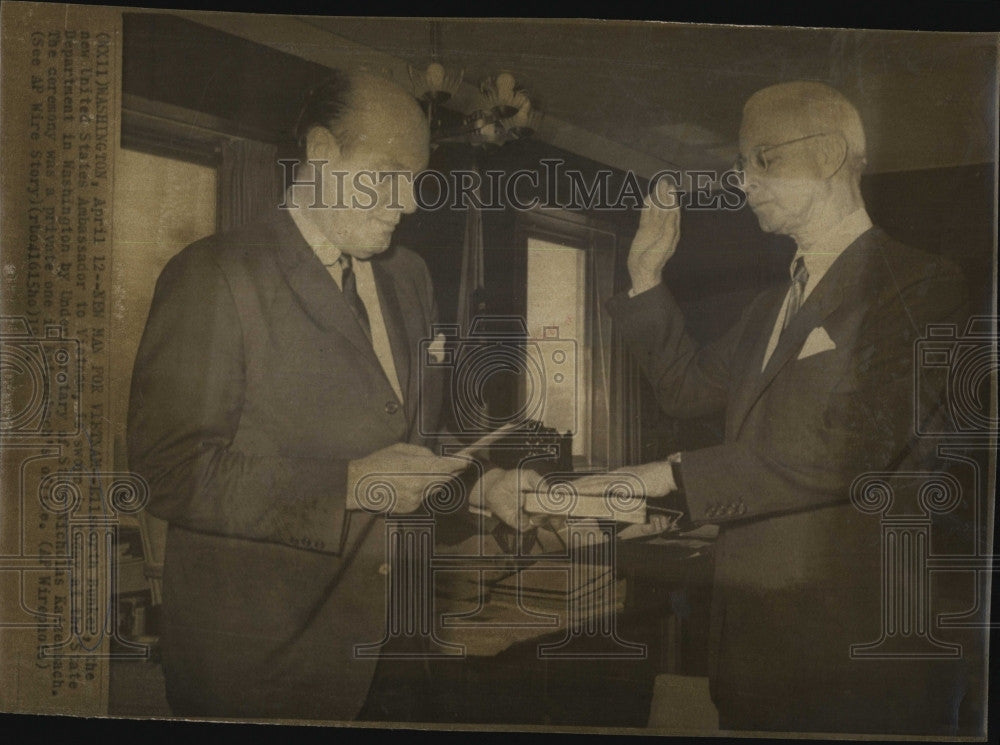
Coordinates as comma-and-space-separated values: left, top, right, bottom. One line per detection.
798, 326, 836, 360
426, 332, 448, 363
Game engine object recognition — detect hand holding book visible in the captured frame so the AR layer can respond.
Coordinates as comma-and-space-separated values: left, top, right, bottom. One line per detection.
569, 459, 679, 500
521, 457, 690, 537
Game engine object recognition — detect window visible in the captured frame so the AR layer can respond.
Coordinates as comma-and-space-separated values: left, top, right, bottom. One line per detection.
517, 210, 625, 469
525, 236, 589, 458
111, 96, 280, 448
110, 96, 226, 450
109, 148, 218, 443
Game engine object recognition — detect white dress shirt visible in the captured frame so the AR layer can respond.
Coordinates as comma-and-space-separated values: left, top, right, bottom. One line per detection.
760, 207, 873, 370
288, 207, 405, 404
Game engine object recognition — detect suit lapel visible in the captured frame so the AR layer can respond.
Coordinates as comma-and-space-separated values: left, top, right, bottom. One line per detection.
268, 212, 382, 369
726, 285, 786, 439
371, 259, 413, 411
728, 230, 875, 435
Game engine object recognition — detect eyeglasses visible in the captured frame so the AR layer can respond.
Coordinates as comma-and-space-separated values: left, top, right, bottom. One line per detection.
734, 132, 833, 174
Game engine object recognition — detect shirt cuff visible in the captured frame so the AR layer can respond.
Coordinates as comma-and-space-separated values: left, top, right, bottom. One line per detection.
627, 280, 664, 298
668, 453, 687, 518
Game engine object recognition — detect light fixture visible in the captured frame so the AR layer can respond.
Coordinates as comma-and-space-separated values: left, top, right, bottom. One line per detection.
408, 60, 463, 106
408, 24, 542, 147
465, 71, 542, 146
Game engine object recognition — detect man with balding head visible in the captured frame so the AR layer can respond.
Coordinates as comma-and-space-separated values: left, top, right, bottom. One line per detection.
587, 81, 972, 733
128, 70, 523, 720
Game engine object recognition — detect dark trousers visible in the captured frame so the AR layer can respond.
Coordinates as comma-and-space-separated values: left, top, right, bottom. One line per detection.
355, 639, 441, 723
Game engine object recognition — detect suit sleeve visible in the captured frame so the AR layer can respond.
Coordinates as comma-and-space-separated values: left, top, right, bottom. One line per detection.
127, 247, 351, 553
680, 263, 970, 524
607, 283, 749, 419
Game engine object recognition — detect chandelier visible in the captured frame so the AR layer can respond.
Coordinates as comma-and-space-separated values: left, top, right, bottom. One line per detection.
407, 24, 541, 147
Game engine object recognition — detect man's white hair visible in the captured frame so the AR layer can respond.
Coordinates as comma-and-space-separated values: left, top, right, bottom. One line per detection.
745, 81, 868, 173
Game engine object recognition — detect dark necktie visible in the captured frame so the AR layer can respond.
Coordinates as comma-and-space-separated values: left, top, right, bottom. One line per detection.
338, 255, 371, 336
782, 256, 810, 331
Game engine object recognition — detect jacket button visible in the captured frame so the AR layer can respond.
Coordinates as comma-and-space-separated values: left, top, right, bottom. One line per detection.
385, 400, 400, 414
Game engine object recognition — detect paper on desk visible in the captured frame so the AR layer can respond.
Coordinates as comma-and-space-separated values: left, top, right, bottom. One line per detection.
449, 421, 523, 461
539, 512, 685, 541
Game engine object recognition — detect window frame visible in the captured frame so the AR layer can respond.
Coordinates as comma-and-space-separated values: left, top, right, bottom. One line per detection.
514, 207, 638, 469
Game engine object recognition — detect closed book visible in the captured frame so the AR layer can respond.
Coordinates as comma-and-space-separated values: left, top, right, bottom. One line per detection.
523, 491, 646, 524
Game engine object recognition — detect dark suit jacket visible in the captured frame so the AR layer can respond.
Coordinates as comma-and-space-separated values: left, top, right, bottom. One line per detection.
127, 210, 443, 720
608, 227, 971, 734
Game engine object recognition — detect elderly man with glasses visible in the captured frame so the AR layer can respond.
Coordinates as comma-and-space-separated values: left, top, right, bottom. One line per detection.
576, 81, 973, 734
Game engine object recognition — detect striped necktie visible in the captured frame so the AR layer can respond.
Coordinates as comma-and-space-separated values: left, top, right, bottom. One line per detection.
338, 255, 371, 336
783, 256, 809, 331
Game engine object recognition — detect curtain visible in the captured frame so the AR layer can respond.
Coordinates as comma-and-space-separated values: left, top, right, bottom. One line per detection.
218, 138, 281, 231
456, 173, 485, 334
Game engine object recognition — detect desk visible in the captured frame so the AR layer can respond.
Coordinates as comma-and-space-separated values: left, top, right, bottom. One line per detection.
366, 528, 714, 726
434, 535, 713, 657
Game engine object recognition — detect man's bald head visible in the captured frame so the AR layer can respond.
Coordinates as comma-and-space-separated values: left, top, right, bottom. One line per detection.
295, 69, 428, 157
742, 81, 867, 177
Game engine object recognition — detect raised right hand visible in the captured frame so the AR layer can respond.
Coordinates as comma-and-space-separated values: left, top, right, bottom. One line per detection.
627, 179, 682, 295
